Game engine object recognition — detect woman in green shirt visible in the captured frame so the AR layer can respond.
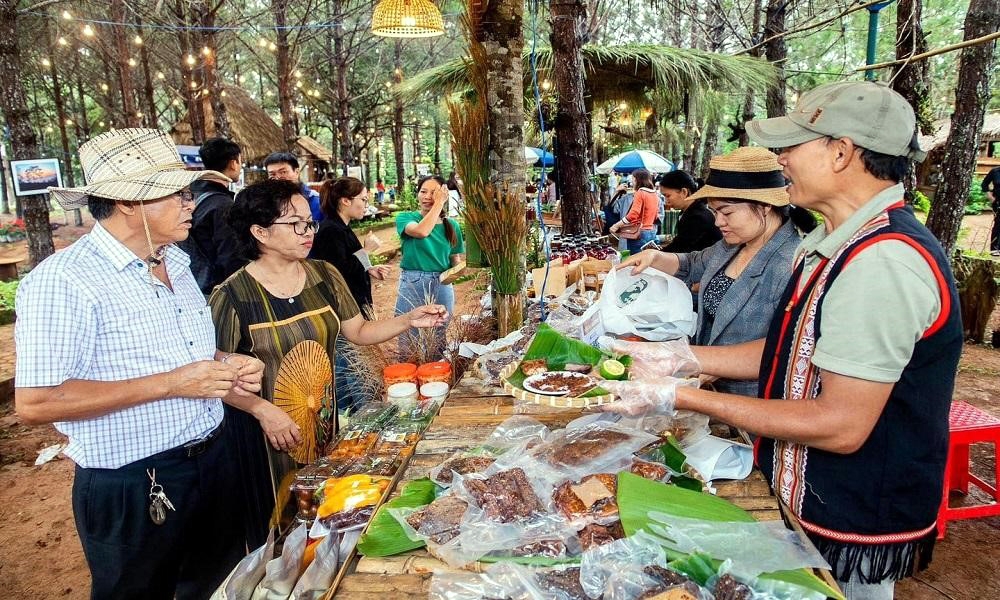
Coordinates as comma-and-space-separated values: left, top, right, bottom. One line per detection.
395, 175, 465, 358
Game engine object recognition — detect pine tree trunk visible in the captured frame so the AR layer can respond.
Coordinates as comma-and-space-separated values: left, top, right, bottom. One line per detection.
433, 116, 441, 175
764, 0, 787, 117
926, 0, 1000, 253
0, 0, 53, 265
892, 0, 931, 196
111, 0, 139, 127
46, 24, 74, 188
72, 50, 90, 139
136, 20, 158, 129
550, 0, 591, 235
479, 0, 526, 195
739, 0, 764, 146
198, 3, 230, 138
273, 0, 297, 148
333, 0, 354, 174
176, 1, 205, 143
392, 41, 406, 191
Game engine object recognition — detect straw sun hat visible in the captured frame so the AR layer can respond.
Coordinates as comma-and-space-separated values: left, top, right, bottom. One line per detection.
688, 146, 789, 207
48, 128, 229, 211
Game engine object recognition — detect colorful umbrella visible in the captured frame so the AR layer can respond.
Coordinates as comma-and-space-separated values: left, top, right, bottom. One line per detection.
523, 146, 555, 167
596, 150, 674, 175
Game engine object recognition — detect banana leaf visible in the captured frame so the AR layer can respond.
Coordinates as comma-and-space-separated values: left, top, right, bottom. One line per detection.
617, 472, 845, 600
505, 323, 628, 397
356, 478, 437, 557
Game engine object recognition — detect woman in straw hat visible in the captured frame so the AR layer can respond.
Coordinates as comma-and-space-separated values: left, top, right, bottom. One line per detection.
620, 147, 816, 395
209, 179, 446, 548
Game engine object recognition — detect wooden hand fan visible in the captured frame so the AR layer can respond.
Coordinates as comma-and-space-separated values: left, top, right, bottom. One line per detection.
272, 340, 334, 464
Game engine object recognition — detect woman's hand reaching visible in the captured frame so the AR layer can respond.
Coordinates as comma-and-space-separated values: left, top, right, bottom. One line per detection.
617, 249, 658, 275
406, 304, 449, 328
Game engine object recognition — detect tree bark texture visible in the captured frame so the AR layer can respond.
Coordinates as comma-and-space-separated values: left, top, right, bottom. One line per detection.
550, 0, 591, 235
197, 3, 230, 138
273, 0, 297, 148
46, 24, 74, 188
892, 0, 932, 134
335, 12, 355, 173
764, 0, 787, 117
176, 1, 205, 143
137, 23, 158, 129
478, 0, 526, 196
392, 41, 406, 190
0, 0, 53, 265
111, 0, 140, 127
739, 0, 764, 146
433, 116, 441, 175
926, 0, 1000, 253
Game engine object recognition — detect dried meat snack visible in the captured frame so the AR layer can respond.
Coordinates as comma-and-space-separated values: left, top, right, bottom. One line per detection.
637, 565, 703, 598
577, 521, 625, 550
552, 473, 618, 520
630, 459, 669, 481
535, 568, 588, 600
507, 539, 567, 558
406, 495, 469, 544
463, 468, 543, 523
549, 428, 632, 467
712, 574, 753, 600
520, 358, 548, 376
433, 456, 497, 484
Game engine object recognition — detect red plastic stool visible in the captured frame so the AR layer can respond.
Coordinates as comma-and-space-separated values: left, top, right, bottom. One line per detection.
937, 401, 1000, 539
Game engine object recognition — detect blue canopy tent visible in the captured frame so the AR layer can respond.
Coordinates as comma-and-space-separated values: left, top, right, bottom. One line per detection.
595, 150, 674, 174
176, 145, 204, 169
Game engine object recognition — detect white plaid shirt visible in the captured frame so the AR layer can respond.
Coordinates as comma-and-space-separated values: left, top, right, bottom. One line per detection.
15, 222, 223, 469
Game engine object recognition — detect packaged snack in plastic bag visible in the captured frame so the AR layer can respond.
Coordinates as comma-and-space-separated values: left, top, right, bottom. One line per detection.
523, 421, 660, 479
552, 472, 620, 524
252, 523, 308, 600
316, 474, 392, 530
211, 530, 276, 600
428, 569, 514, 600
290, 533, 338, 600
620, 411, 711, 448
429, 416, 550, 487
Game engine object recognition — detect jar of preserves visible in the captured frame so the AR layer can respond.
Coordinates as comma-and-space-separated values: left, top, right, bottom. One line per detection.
416, 361, 452, 387
383, 362, 417, 386
387, 382, 419, 411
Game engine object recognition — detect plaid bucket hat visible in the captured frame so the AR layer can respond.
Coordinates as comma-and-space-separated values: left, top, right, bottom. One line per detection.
688, 147, 789, 206
48, 128, 230, 210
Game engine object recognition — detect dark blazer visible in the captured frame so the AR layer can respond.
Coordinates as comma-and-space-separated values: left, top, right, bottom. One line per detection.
310, 217, 373, 316
663, 200, 722, 253
673, 220, 802, 395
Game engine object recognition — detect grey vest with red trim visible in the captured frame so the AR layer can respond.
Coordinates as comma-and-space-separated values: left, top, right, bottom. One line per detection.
755, 203, 963, 583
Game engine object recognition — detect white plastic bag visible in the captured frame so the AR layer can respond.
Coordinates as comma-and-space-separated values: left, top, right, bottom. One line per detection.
290, 533, 339, 600
212, 531, 276, 600
598, 267, 696, 341
252, 523, 308, 600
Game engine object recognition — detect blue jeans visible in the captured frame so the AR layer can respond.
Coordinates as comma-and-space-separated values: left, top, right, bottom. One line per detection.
394, 270, 454, 359
334, 337, 365, 415
627, 229, 658, 254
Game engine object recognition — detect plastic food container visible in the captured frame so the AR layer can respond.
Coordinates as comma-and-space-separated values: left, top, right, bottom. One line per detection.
420, 381, 450, 405
387, 382, 419, 411
383, 362, 418, 386
416, 361, 452, 387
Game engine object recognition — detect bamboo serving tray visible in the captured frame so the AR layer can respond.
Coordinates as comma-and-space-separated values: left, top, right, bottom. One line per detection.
500, 362, 615, 408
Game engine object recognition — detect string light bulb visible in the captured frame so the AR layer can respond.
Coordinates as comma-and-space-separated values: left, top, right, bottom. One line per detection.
156, 71, 165, 80
541, 80, 551, 91
190, 81, 198, 89
258, 38, 268, 48
45, 126, 54, 132
268, 42, 276, 51
185, 54, 196, 66
41, 58, 51, 67
127, 58, 137, 67
202, 46, 211, 56
221, 90, 227, 97
65, 118, 73, 125
294, 70, 302, 78
61, 10, 72, 19
100, 83, 109, 92
98, 121, 105, 127
134, 35, 143, 45
172, 99, 181, 106
82, 25, 95, 37
57, 37, 68, 46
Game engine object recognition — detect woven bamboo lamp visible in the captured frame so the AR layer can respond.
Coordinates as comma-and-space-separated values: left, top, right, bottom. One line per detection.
371, 0, 444, 38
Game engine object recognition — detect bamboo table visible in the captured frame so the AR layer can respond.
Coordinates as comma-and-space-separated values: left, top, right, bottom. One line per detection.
330, 375, 839, 598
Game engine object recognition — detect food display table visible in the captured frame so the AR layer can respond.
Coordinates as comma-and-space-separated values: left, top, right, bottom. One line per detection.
328, 375, 840, 599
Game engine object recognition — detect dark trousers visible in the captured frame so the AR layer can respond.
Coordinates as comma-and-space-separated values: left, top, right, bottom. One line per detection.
72, 426, 245, 600
991, 207, 999, 251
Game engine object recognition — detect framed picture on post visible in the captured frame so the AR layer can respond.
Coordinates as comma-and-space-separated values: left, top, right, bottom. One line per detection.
10, 158, 63, 196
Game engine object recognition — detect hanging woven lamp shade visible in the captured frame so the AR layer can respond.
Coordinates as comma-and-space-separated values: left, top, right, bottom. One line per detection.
371, 0, 444, 38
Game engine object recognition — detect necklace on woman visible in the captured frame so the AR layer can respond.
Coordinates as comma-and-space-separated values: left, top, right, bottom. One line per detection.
249, 261, 305, 303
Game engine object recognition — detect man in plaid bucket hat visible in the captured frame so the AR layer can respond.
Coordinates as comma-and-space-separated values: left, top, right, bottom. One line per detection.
614, 82, 962, 599
15, 128, 266, 598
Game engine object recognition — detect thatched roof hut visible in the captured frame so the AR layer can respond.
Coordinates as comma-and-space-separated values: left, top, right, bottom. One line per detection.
170, 85, 286, 163
294, 135, 333, 182
917, 112, 1000, 189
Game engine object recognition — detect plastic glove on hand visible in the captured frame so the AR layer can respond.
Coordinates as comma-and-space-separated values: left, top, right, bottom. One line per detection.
598, 379, 683, 416
597, 336, 701, 381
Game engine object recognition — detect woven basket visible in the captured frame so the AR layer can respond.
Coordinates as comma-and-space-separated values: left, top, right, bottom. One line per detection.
371, 0, 444, 38
500, 362, 615, 409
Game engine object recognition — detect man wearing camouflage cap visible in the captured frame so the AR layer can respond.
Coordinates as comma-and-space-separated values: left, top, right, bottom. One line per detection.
673, 81, 962, 599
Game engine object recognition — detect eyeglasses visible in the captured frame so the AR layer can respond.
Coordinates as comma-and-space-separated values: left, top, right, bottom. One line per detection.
176, 190, 194, 204
352, 193, 369, 203
270, 219, 319, 235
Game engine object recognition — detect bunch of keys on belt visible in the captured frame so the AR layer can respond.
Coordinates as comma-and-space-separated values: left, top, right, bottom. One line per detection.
147, 468, 176, 525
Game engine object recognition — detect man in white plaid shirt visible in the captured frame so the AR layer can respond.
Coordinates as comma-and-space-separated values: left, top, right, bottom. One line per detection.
15, 129, 265, 599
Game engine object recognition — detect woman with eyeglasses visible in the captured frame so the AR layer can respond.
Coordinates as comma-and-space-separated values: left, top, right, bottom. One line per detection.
310, 177, 389, 317
209, 179, 447, 548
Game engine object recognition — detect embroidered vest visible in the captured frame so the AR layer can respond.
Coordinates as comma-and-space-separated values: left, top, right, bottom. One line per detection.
755, 203, 963, 583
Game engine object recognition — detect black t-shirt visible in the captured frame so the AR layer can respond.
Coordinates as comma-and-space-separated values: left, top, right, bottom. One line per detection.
310, 217, 373, 316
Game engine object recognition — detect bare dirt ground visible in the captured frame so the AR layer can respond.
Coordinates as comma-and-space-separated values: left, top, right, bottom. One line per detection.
0, 212, 997, 599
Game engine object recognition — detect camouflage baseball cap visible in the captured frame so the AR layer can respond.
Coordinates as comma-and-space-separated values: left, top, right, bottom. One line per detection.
746, 81, 926, 161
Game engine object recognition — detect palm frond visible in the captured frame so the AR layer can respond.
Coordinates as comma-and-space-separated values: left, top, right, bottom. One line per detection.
400, 44, 777, 106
